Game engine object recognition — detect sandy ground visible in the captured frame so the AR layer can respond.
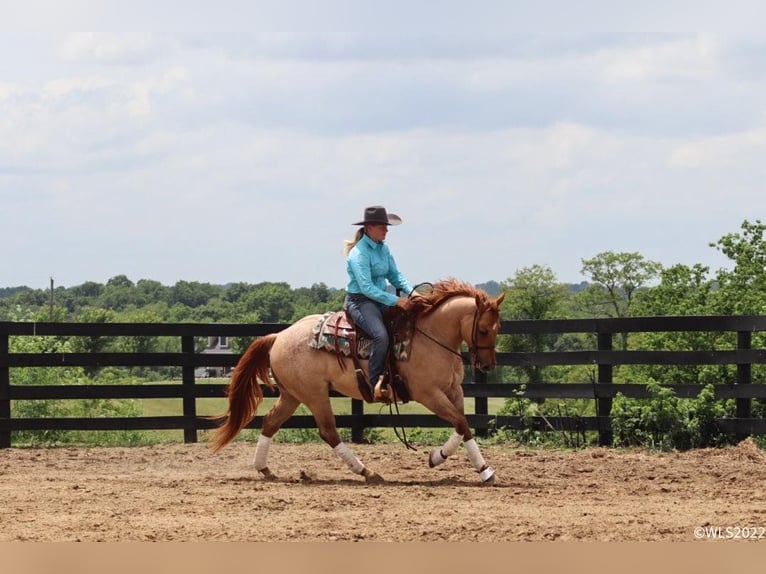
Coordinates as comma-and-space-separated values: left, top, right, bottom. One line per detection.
1, 438, 765, 542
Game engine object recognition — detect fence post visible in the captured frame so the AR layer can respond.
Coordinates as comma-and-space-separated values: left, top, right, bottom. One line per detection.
0, 330, 10, 448
736, 331, 752, 442
181, 335, 198, 443
474, 368, 489, 438
597, 332, 613, 446
351, 398, 365, 443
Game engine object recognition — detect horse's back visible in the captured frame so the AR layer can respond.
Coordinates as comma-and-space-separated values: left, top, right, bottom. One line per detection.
272, 313, 324, 355
269, 313, 347, 395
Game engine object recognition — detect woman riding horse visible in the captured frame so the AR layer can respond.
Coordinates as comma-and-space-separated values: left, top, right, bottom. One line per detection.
210, 277, 505, 485
343, 205, 416, 403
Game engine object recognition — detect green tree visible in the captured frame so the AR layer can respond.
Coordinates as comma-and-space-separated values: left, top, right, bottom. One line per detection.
135, 279, 167, 307
579, 251, 663, 318
709, 220, 766, 404
628, 264, 731, 387
100, 275, 138, 310
710, 219, 766, 315
578, 251, 662, 352
167, 280, 219, 308
499, 265, 569, 384
244, 282, 294, 322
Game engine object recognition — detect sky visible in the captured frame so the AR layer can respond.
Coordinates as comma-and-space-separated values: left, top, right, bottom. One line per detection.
3, 3, 766, 291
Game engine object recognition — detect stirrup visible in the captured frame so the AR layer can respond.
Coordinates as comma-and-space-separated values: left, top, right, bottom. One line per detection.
373, 375, 392, 403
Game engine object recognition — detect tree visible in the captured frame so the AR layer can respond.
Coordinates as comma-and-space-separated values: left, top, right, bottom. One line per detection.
499, 265, 570, 384
500, 265, 568, 321
632, 263, 715, 317
579, 251, 663, 318
709, 220, 766, 394
243, 282, 294, 322
628, 264, 728, 387
167, 280, 219, 308
100, 275, 138, 311
710, 219, 766, 315
135, 279, 167, 307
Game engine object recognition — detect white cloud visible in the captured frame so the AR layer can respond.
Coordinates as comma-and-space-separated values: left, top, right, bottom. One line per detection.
600, 36, 722, 83
59, 33, 164, 66
2, 31, 766, 289
669, 127, 766, 169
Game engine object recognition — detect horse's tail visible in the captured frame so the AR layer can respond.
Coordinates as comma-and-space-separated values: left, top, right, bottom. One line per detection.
209, 334, 278, 452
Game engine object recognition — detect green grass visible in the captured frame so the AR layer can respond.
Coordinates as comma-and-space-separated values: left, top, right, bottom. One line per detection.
135, 379, 508, 444
139, 394, 508, 417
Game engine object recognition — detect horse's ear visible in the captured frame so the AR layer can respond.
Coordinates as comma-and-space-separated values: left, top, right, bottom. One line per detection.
494, 292, 506, 307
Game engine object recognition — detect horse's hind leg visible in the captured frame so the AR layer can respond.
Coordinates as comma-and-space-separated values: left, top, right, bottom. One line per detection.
307, 396, 384, 484
253, 392, 301, 480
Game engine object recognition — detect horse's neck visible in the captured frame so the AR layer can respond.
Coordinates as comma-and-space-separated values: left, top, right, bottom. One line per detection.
419, 296, 475, 349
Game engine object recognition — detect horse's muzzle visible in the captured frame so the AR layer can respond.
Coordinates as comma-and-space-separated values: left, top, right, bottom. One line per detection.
474, 360, 496, 373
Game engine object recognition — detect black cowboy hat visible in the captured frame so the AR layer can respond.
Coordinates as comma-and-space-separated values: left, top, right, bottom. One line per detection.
353, 205, 402, 226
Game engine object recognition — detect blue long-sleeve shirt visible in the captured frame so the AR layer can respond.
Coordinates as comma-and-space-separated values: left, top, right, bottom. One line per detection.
346, 234, 413, 306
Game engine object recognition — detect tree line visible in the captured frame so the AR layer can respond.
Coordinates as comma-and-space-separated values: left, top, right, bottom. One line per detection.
6, 219, 765, 324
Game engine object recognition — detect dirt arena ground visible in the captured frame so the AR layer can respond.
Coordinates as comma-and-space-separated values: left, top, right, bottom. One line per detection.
1, 438, 765, 542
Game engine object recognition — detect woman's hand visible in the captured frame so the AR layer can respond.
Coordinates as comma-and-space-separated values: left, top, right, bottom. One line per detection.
395, 297, 412, 311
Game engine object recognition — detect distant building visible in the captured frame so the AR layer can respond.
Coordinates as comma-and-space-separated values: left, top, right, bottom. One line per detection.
195, 336, 233, 378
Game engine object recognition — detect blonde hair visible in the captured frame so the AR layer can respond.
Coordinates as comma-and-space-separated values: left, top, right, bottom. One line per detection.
343, 227, 366, 257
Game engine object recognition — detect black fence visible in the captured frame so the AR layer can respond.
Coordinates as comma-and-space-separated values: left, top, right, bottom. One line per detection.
2, 316, 766, 448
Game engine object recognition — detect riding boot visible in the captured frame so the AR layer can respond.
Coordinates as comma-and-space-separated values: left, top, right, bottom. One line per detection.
356, 370, 374, 403
373, 375, 392, 403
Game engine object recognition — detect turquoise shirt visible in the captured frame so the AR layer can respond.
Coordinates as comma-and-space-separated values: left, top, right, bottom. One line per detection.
346, 234, 413, 306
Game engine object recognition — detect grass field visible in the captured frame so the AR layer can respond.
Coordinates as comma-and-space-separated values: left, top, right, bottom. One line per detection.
140, 382, 509, 417
136, 379, 510, 444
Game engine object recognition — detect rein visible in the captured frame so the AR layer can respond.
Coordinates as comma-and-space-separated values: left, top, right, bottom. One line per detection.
387, 400, 417, 451
413, 300, 493, 369
414, 325, 464, 360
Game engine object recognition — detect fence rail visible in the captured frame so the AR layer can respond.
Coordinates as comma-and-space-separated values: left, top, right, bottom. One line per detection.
2, 316, 766, 448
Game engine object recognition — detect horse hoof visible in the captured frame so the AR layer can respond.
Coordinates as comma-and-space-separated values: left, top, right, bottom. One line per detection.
481, 472, 497, 486
364, 470, 385, 485
428, 449, 446, 468
259, 467, 278, 481
299, 470, 315, 483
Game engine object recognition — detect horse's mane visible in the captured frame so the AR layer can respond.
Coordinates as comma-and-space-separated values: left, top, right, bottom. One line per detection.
409, 278, 490, 319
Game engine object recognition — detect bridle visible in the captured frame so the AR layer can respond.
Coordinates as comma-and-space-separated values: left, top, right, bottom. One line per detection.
414, 299, 497, 372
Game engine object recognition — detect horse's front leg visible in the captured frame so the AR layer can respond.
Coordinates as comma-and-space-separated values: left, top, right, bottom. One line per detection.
420, 390, 496, 485
428, 430, 462, 467
464, 436, 496, 485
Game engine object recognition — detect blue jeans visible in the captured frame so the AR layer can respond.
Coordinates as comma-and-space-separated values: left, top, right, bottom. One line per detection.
344, 294, 389, 385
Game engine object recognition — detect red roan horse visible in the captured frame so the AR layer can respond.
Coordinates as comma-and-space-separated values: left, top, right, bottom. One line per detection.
211, 279, 505, 485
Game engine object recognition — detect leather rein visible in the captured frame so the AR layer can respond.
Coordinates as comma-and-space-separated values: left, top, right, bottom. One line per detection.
413, 299, 494, 371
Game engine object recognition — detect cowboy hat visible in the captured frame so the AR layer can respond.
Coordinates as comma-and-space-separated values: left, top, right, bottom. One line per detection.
353, 205, 402, 226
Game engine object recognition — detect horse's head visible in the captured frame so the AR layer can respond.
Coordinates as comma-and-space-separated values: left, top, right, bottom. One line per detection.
469, 292, 505, 372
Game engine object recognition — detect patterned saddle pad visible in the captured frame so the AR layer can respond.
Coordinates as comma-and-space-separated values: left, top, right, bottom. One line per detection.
308, 311, 412, 361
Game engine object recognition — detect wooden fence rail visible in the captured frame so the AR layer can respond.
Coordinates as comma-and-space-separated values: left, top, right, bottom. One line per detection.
2, 316, 766, 448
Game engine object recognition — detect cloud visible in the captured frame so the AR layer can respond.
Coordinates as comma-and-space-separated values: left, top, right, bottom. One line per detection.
59, 33, 166, 66
2, 30, 766, 289
599, 35, 722, 83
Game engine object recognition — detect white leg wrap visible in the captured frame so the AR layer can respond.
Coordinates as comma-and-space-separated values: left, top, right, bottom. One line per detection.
465, 438, 494, 482
429, 431, 463, 467
479, 466, 495, 482
464, 438, 487, 470
253, 434, 271, 470
333, 442, 365, 475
